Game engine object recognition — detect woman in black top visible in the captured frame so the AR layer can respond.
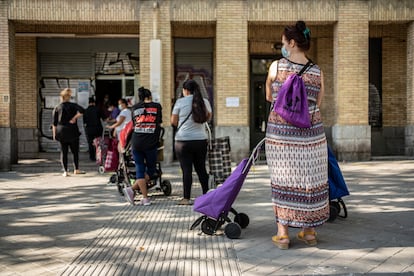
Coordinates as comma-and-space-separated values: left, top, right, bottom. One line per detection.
123, 87, 162, 206
83, 97, 103, 161
52, 88, 85, 177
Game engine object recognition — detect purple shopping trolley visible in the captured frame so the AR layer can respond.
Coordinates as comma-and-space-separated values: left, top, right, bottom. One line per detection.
190, 138, 265, 239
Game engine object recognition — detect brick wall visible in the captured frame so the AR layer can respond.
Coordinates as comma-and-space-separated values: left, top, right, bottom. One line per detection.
381, 25, 407, 127
15, 37, 37, 128
0, 1, 12, 128
8, 0, 140, 22
2, 0, 413, 161
139, 0, 172, 121
408, 22, 414, 125
216, 0, 249, 126
334, 0, 369, 125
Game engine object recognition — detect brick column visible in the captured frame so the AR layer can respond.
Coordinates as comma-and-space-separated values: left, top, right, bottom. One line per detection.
406, 22, 414, 156
16, 37, 39, 158
216, 0, 249, 161
140, 0, 173, 162
0, 2, 17, 171
333, 0, 370, 161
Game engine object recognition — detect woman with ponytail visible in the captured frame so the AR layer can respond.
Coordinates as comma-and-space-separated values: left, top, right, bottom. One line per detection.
171, 79, 212, 205
123, 87, 162, 206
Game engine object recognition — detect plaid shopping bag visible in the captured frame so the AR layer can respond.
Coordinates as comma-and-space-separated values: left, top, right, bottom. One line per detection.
104, 138, 119, 172
93, 136, 109, 166
208, 136, 231, 185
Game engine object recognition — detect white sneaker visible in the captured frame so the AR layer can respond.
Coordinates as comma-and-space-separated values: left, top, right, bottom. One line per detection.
140, 197, 151, 206
123, 187, 135, 205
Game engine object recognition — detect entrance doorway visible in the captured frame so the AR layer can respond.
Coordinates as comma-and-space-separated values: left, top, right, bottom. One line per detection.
95, 79, 122, 107
249, 57, 276, 152
95, 75, 139, 108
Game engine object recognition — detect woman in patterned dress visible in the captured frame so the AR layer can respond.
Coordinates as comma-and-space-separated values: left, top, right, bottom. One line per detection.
265, 21, 329, 249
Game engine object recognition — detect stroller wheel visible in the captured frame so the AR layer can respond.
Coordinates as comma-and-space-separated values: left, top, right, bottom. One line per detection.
234, 213, 249, 229
98, 166, 105, 174
224, 222, 241, 239
201, 219, 216, 235
161, 180, 172, 196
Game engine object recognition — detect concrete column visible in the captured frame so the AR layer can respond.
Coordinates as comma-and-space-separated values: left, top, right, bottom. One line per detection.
406, 22, 414, 156
0, 2, 17, 171
333, 0, 370, 161
216, 0, 249, 161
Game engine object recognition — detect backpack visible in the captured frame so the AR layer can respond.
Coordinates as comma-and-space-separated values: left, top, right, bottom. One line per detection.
273, 60, 313, 128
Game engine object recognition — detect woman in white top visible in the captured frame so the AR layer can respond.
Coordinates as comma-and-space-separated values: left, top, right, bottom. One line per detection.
171, 79, 212, 205
107, 98, 132, 139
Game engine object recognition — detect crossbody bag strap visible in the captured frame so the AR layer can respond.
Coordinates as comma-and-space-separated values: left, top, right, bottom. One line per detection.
176, 110, 192, 131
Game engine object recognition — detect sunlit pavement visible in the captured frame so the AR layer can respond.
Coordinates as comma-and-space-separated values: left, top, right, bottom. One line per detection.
0, 153, 413, 275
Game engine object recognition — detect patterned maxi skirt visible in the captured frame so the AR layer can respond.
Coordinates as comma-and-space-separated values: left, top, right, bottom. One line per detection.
265, 109, 330, 228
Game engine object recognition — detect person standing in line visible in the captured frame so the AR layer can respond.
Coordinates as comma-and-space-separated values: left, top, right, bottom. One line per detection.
123, 87, 162, 206
83, 97, 103, 162
265, 21, 329, 249
106, 98, 132, 139
105, 101, 120, 124
98, 93, 111, 120
52, 88, 85, 177
171, 79, 212, 205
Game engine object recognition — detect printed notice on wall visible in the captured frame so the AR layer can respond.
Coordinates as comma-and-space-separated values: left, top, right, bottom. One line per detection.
226, 97, 239, 107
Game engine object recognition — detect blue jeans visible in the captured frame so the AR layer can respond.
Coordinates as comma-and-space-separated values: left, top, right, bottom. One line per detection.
132, 148, 157, 179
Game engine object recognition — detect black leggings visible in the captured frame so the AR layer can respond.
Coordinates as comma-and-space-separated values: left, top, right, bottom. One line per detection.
175, 140, 209, 199
60, 139, 80, 172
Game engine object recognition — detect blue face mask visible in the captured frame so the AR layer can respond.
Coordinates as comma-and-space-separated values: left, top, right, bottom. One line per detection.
281, 46, 290, 59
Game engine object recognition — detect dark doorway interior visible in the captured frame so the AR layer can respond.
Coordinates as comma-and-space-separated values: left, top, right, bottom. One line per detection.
249, 56, 277, 152
369, 38, 385, 156
95, 79, 122, 108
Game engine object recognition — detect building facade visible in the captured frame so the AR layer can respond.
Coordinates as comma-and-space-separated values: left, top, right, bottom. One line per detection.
0, 0, 413, 170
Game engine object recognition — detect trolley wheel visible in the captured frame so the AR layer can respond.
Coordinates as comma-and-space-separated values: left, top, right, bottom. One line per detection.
98, 166, 105, 174
234, 213, 249, 229
224, 222, 242, 239
328, 201, 340, 222
161, 180, 172, 196
201, 218, 216, 235
109, 174, 118, 184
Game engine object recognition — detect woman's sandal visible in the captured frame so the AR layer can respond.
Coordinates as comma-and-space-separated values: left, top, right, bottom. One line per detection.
272, 235, 290, 250
297, 230, 317, 246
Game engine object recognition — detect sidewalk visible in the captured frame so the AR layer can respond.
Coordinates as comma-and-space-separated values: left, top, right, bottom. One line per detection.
0, 153, 413, 275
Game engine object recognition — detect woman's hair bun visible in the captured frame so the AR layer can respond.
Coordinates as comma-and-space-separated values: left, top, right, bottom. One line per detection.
295, 20, 307, 32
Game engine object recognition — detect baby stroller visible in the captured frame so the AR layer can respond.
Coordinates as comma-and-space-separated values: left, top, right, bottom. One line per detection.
190, 139, 265, 239
94, 127, 118, 174
108, 123, 172, 197
327, 146, 349, 221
